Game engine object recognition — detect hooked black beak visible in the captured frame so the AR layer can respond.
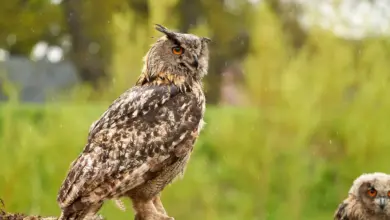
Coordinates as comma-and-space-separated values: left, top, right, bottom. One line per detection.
379, 197, 387, 210
192, 55, 199, 69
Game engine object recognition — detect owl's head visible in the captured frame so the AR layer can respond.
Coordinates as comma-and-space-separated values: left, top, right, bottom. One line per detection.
142, 24, 211, 81
349, 172, 390, 216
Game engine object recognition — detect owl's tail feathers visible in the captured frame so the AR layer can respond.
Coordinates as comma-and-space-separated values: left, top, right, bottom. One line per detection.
57, 149, 96, 209
58, 212, 104, 220
58, 198, 104, 220
58, 210, 105, 220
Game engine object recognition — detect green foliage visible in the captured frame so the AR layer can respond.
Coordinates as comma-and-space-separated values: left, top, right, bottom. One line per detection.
0, 1, 64, 54
1, 2, 390, 220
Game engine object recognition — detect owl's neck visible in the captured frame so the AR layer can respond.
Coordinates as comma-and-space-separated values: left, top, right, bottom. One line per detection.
135, 71, 201, 92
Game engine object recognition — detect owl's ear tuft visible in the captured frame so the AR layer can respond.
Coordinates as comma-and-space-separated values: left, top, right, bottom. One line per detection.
202, 37, 211, 44
155, 24, 169, 33
155, 24, 178, 41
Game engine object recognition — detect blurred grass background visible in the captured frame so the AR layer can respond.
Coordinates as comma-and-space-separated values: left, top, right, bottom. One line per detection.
1, 1, 390, 220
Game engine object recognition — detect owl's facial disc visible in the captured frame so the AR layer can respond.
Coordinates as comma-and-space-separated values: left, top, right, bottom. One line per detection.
167, 35, 208, 74
178, 48, 199, 70
154, 24, 210, 78
360, 183, 390, 214
170, 44, 198, 70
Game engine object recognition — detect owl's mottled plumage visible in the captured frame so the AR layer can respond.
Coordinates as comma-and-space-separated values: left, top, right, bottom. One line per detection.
334, 172, 390, 220
57, 24, 210, 220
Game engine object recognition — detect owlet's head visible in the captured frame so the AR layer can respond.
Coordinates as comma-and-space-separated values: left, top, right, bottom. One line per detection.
349, 172, 390, 216
142, 24, 211, 82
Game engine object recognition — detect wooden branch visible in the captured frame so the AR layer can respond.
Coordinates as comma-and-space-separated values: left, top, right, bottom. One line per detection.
0, 199, 56, 220
0, 199, 104, 220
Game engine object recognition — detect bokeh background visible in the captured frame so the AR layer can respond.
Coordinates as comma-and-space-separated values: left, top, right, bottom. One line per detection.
1, 0, 390, 219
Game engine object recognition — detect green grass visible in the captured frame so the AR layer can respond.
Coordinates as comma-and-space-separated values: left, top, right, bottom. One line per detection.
1, 99, 390, 220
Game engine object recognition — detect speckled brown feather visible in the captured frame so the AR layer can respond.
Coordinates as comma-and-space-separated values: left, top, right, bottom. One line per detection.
57, 83, 204, 216
56, 24, 210, 220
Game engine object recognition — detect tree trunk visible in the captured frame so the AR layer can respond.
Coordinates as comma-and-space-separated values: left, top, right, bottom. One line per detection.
62, 0, 108, 88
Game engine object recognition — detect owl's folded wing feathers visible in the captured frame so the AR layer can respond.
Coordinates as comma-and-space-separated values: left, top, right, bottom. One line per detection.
334, 201, 349, 220
57, 84, 203, 209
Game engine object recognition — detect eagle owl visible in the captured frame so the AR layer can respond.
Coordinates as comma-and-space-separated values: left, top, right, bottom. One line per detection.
334, 172, 390, 220
56, 24, 211, 220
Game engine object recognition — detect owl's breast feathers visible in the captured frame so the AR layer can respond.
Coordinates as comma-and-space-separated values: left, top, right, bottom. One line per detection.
136, 71, 191, 92
57, 75, 205, 209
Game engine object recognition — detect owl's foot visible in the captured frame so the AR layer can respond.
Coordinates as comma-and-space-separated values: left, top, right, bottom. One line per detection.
134, 213, 174, 220
132, 199, 174, 220
152, 195, 167, 215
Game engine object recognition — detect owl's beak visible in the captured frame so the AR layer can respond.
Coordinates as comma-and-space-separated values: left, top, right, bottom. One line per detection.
192, 55, 199, 69
378, 197, 387, 210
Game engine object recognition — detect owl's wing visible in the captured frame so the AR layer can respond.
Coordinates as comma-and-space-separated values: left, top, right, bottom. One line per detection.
57, 84, 203, 209
334, 201, 349, 220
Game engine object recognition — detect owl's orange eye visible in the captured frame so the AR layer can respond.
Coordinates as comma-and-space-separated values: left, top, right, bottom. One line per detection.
367, 188, 377, 197
172, 46, 184, 55
388, 191, 390, 197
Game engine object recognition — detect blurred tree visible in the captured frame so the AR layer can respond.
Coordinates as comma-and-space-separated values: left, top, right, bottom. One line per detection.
126, 0, 150, 29
61, 0, 120, 89
265, 0, 307, 50
0, 1, 64, 55
62, 0, 152, 90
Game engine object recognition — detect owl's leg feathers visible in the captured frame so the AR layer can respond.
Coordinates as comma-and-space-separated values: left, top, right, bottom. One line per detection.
132, 199, 173, 220
152, 195, 167, 215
